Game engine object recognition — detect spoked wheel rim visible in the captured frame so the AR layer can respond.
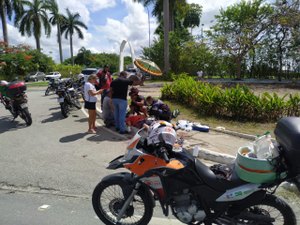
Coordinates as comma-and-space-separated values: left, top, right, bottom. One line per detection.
98, 184, 146, 225
236, 204, 285, 225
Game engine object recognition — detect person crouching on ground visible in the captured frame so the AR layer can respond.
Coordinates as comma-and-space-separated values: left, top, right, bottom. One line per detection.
84, 74, 103, 134
128, 87, 148, 116
146, 96, 172, 122
102, 90, 114, 128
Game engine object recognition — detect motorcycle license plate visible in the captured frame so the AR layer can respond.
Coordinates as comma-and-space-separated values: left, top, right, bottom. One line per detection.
58, 98, 64, 103
20, 103, 27, 109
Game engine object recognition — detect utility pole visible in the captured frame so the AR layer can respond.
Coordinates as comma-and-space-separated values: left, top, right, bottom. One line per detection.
163, 0, 170, 73
147, 7, 151, 48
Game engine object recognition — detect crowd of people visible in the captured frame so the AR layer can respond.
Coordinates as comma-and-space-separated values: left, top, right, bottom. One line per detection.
84, 66, 174, 134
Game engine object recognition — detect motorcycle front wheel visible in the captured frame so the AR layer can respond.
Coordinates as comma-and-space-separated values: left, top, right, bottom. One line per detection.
60, 102, 69, 118
72, 98, 82, 109
224, 194, 296, 225
92, 180, 153, 225
45, 87, 50, 96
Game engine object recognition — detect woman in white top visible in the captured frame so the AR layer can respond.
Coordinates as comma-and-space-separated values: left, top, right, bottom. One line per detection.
84, 74, 103, 134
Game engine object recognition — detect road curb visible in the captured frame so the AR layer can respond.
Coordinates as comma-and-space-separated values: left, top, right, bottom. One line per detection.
210, 127, 256, 140
186, 145, 236, 165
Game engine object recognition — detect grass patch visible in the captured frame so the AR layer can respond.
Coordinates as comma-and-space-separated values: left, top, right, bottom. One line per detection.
165, 100, 276, 136
26, 81, 48, 87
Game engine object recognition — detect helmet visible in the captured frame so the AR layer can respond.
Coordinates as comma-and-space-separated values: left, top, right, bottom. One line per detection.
147, 121, 177, 149
0, 80, 8, 86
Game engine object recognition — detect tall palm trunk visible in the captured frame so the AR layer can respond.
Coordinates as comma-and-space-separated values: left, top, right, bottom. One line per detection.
34, 33, 41, 51
57, 23, 63, 63
163, 0, 170, 73
70, 34, 74, 66
0, 2, 9, 45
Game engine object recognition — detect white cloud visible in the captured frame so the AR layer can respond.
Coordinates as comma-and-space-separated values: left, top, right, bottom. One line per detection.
96, 0, 158, 57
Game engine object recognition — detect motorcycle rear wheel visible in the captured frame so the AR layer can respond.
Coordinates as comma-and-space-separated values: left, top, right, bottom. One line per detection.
92, 180, 153, 225
60, 102, 69, 118
226, 194, 296, 225
21, 107, 32, 126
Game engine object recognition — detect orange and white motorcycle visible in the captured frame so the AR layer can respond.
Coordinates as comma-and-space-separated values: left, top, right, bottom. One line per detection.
92, 119, 299, 225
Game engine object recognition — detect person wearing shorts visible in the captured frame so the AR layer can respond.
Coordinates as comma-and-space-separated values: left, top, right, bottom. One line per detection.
84, 74, 103, 134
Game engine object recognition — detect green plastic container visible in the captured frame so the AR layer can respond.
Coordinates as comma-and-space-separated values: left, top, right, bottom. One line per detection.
235, 147, 280, 184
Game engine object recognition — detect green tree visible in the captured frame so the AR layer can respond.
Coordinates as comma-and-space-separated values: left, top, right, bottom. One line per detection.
0, 0, 23, 45
61, 8, 87, 66
269, 0, 300, 81
208, 0, 273, 79
74, 47, 92, 66
183, 3, 202, 33
46, 0, 66, 64
16, 0, 51, 51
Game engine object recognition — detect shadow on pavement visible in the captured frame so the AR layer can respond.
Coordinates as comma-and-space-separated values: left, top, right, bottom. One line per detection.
59, 127, 124, 143
0, 116, 27, 134
41, 111, 63, 123
59, 132, 89, 143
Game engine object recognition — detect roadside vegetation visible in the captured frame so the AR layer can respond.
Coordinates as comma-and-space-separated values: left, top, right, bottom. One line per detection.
162, 75, 300, 123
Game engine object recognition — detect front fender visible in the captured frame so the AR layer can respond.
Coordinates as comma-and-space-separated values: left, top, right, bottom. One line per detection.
100, 172, 155, 208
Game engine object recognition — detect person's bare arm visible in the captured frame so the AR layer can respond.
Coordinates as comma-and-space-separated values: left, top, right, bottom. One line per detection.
88, 89, 103, 96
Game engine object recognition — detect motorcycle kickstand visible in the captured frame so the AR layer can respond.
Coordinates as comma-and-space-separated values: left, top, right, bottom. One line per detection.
116, 182, 141, 223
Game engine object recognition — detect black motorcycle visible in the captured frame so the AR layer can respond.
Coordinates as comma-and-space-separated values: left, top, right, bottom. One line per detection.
0, 81, 32, 126
45, 78, 60, 96
92, 118, 300, 225
56, 79, 81, 118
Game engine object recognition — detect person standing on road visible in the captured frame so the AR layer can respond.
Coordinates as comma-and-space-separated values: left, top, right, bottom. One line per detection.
96, 65, 112, 110
84, 74, 103, 134
110, 71, 139, 134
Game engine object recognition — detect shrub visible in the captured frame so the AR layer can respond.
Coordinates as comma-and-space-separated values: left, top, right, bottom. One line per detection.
52, 64, 83, 78
161, 74, 300, 122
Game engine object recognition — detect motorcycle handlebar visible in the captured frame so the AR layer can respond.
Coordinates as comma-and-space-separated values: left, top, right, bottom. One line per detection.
159, 147, 170, 163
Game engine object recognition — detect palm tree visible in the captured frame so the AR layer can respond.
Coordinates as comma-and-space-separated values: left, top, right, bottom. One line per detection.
0, 0, 23, 45
46, 0, 65, 63
16, 0, 51, 51
61, 8, 87, 66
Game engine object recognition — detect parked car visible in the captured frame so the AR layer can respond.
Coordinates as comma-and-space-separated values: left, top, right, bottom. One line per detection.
24, 72, 46, 82
45, 72, 61, 80
79, 68, 101, 82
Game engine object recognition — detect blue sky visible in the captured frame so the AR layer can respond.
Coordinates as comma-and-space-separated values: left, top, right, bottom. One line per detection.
1, 0, 240, 62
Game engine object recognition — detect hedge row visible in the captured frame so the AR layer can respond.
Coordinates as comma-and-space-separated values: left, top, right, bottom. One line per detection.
161, 75, 300, 122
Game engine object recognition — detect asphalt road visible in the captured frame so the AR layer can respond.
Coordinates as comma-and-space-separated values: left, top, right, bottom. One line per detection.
0, 89, 183, 225
1, 88, 299, 225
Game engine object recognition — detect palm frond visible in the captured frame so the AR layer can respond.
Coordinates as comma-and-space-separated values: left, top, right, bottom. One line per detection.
74, 26, 84, 39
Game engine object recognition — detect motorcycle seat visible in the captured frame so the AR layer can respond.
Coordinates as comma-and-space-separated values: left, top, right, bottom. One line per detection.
195, 159, 246, 192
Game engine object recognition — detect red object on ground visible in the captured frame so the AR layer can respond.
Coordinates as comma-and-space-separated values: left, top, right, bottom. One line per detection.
126, 115, 146, 128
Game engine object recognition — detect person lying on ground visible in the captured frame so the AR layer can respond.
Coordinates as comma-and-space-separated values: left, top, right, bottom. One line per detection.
128, 87, 148, 116
126, 114, 147, 131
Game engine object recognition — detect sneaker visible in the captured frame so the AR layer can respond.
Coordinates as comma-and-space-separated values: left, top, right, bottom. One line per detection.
119, 130, 129, 134
115, 128, 120, 132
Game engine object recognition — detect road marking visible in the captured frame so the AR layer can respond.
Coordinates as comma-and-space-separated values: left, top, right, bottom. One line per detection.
38, 204, 50, 211
80, 108, 126, 140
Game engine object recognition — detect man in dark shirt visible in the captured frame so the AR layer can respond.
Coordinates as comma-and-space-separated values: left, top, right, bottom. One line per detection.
110, 71, 136, 134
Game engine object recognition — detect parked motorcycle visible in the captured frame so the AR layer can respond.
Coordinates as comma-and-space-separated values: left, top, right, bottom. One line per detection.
45, 78, 60, 96
0, 80, 32, 126
92, 119, 300, 225
56, 78, 81, 118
